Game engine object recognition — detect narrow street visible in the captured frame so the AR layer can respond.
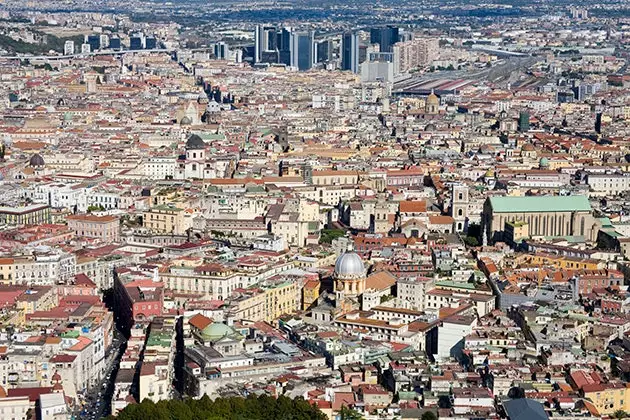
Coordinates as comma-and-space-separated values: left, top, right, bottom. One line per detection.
75, 329, 127, 419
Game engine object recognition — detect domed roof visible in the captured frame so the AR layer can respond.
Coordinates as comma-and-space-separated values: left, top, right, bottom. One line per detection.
185, 134, 205, 150
521, 143, 535, 152
426, 91, 439, 105
180, 116, 192, 125
29, 153, 45, 167
485, 168, 495, 178
425, 123, 436, 131
334, 251, 365, 280
539, 157, 550, 167
201, 322, 240, 342
197, 91, 209, 104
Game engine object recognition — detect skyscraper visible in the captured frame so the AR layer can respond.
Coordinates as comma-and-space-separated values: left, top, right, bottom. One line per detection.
87, 34, 101, 52
254, 25, 277, 63
109, 37, 121, 50
518, 111, 530, 132
277, 28, 292, 65
145, 36, 157, 49
64, 40, 74, 55
341, 32, 359, 73
316, 39, 332, 63
290, 31, 314, 71
214, 42, 230, 60
370, 26, 399, 53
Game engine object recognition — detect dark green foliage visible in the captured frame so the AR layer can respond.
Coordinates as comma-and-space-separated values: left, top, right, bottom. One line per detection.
421, 412, 438, 420
339, 406, 363, 419
0, 33, 84, 55
110, 395, 328, 420
319, 229, 346, 244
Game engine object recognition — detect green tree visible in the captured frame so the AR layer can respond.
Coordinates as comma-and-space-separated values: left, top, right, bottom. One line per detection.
421, 412, 438, 420
613, 410, 627, 419
339, 406, 363, 420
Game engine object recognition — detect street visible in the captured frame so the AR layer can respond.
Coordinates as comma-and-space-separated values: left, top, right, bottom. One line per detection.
75, 329, 127, 420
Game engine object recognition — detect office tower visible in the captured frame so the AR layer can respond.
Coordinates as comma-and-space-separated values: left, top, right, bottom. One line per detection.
87, 34, 101, 52
99, 35, 109, 50
214, 42, 230, 60
316, 40, 332, 63
370, 26, 399, 53
64, 40, 74, 55
277, 28, 292, 65
81, 43, 91, 54
290, 31, 314, 71
130, 34, 144, 50
145, 36, 157, 49
341, 32, 359, 73
254, 25, 277, 63
109, 37, 121, 50
595, 112, 602, 134
518, 111, 530, 132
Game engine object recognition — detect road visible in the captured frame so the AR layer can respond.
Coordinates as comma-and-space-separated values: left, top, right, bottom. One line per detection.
75, 329, 127, 420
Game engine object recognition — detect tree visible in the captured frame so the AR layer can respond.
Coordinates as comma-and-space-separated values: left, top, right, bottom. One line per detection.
613, 410, 627, 419
339, 406, 363, 420
111, 394, 328, 420
421, 412, 438, 420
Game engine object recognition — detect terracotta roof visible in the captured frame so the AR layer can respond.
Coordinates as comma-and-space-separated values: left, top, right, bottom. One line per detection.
365, 271, 396, 291
399, 200, 427, 213
189, 313, 212, 331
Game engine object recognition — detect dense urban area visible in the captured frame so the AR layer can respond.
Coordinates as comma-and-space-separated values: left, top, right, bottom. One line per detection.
1, 0, 630, 419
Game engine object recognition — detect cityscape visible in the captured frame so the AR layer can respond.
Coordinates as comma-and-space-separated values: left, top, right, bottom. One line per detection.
0, 0, 629, 419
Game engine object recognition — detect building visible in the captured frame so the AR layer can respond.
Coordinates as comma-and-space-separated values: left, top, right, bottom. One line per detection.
145, 36, 157, 49
214, 42, 230, 60
254, 25, 278, 64
0, 204, 50, 226
341, 32, 359, 74
109, 37, 121, 50
64, 40, 74, 55
290, 31, 314, 71
130, 34, 144, 50
370, 26, 399, 53
143, 205, 187, 235
392, 37, 438, 74
316, 39, 332, 63
66, 214, 120, 243
86, 34, 100, 52
483, 195, 600, 243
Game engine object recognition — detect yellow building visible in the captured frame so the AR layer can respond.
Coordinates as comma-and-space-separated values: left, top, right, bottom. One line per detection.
302, 279, 320, 310
582, 383, 630, 415
262, 280, 299, 322
516, 253, 603, 271
0, 258, 14, 284
143, 205, 186, 234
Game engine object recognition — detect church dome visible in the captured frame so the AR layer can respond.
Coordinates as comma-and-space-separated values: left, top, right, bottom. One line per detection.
201, 322, 240, 342
185, 134, 205, 150
29, 153, 45, 167
197, 92, 209, 104
425, 123, 436, 131
521, 143, 535, 152
539, 157, 550, 168
334, 251, 365, 279
426, 91, 439, 105
180, 116, 192, 125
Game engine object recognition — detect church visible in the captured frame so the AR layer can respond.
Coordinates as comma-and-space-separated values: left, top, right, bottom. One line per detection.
174, 134, 218, 180
333, 247, 396, 312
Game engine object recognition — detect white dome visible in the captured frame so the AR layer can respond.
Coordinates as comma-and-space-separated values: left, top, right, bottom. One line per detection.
334, 252, 365, 279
